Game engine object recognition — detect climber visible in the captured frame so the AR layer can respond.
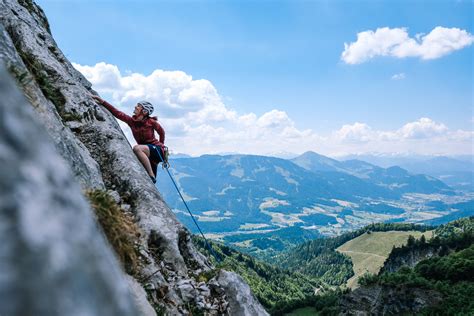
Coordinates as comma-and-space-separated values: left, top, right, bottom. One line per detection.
91, 95, 165, 184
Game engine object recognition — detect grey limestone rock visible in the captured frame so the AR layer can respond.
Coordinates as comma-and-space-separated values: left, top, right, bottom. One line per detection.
2, 0, 208, 277
0, 64, 140, 315
0, 0, 269, 314
176, 279, 197, 301
126, 275, 157, 316
0, 17, 104, 190
217, 270, 270, 316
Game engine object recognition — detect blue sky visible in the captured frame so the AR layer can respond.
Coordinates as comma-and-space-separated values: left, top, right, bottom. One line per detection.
37, 0, 473, 156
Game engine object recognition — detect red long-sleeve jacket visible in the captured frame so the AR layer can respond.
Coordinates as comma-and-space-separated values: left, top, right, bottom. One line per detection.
101, 100, 165, 149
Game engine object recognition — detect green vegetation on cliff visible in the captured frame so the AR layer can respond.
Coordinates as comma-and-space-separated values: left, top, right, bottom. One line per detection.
194, 219, 472, 315
193, 237, 324, 314
358, 217, 474, 315
359, 245, 474, 315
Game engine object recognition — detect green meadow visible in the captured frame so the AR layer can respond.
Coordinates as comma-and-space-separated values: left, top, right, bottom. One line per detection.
337, 230, 433, 288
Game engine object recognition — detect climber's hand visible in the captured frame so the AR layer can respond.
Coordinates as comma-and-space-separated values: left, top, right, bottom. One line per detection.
91, 95, 104, 104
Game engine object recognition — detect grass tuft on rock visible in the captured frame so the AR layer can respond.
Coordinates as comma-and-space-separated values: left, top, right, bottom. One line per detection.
86, 190, 141, 275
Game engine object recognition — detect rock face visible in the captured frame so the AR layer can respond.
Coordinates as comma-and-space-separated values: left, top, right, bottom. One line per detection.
339, 285, 443, 315
0, 65, 140, 315
216, 271, 270, 316
0, 0, 268, 314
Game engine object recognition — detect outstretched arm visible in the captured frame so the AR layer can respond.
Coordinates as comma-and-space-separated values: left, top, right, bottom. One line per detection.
91, 95, 133, 125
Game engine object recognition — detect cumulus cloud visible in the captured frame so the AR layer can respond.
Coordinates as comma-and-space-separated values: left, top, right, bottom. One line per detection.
342, 27, 474, 64
391, 73, 406, 80
398, 117, 448, 139
257, 110, 293, 129
334, 122, 374, 143
334, 118, 455, 143
75, 62, 122, 92
74, 62, 220, 118
330, 118, 472, 156
75, 62, 472, 156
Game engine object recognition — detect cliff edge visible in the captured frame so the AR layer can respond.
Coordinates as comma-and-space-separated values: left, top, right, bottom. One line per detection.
0, 0, 268, 315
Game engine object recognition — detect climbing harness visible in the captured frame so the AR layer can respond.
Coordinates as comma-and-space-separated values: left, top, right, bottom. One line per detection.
155, 148, 221, 262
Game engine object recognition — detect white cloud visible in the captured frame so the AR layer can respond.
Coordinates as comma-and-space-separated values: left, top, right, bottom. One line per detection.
74, 62, 220, 118
74, 62, 122, 92
257, 110, 293, 129
397, 117, 448, 139
334, 118, 454, 143
329, 118, 472, 156
342, 27, 474, 64
334, 122, 373, 143
391, 73, 406, 80
75, 62, 472, 156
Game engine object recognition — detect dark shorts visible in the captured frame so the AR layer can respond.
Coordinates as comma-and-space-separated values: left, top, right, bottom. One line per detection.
147, 144, 164, 163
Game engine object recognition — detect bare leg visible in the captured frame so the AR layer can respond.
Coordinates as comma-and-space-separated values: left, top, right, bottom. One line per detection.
133, 145, 155, 178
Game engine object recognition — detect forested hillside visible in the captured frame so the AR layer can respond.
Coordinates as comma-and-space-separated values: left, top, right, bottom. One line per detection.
192, 237, 325, 314
275, 223, 432, 285
194, 218, 473, 315
341, 217, 474, 315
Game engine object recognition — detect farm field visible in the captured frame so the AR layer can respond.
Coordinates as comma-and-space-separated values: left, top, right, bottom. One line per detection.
337, 230, 433, 288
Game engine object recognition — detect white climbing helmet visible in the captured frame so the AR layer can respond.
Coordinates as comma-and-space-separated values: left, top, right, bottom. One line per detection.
138, 101, 154, 115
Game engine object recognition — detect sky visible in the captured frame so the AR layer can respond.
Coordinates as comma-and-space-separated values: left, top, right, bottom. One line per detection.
36, 0, 473, 157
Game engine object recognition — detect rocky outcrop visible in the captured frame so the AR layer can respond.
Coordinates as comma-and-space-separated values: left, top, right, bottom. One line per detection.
216, 271, 270, 316
339, 285, 442, 315
380, 245, 442, 274
0, 0, 268, 314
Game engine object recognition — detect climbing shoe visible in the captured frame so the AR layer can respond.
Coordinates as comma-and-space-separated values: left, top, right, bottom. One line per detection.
150, 175, 156, 184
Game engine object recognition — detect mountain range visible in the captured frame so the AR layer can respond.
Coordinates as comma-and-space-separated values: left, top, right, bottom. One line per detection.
339, 153, 474, 191
156, 152, 472, 244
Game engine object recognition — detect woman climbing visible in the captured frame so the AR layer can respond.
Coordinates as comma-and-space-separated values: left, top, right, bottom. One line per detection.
91, 95, 165, 183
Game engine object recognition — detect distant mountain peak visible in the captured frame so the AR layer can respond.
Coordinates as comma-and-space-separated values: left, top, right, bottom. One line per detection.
292, 151, 343, 172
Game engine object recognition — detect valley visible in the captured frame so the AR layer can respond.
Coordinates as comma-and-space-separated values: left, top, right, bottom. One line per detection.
156, 152, 473, 256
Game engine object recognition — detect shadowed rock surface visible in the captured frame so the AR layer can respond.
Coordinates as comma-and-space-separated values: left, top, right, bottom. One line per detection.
0, 0, 268, 314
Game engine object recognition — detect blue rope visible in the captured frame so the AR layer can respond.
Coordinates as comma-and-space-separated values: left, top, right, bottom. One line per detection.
154, 146, 221, 262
